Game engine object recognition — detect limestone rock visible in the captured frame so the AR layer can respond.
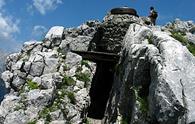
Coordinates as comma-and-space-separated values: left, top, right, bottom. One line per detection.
0, 95, 21, 118
12, 76, 25, 89
29, 62, 44, 77
4, 110, 29, 124
1, 71, 13, 83
65, 52, 82, 69
105, 23, 195, 124
45, 26, 64, 40
186, 32, 195, 44
26, 89, 54, 107
0, 20, 96, 123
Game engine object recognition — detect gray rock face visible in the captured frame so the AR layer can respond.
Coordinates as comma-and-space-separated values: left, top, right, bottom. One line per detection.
104, 22, 195, 124
0, 20, 98, 124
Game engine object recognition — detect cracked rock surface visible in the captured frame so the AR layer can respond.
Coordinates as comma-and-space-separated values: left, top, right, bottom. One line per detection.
0, 20, 99, 124
104, 21, 195, 124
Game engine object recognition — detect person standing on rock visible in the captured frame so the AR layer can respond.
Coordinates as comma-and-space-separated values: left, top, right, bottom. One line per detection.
149, 6, 158, 25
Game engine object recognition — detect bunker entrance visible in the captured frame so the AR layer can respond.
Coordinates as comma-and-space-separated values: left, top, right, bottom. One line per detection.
87, 62, 115, 119
71, 50, 120, 119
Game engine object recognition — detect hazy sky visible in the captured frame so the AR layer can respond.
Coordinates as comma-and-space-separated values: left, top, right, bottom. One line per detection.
0, 0, 195, 51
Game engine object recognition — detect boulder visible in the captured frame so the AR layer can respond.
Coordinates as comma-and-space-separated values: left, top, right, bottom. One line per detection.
45, 26, 64, 40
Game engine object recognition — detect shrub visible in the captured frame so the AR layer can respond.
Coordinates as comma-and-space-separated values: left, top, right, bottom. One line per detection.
131, 86, 149, 114
39, 107, 51, 123
67, 92, 76, 104
81, 60, 91, 69
147, 35, 153, 44
187, 43, 195, 56
171, 31, 188, 46
75, 72, 90, 83
171, 31, 195, 56
27, 80, 39, 90
62, 76, 76, 86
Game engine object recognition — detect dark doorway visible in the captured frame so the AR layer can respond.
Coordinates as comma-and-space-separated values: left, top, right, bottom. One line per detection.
87, 62, 115, 119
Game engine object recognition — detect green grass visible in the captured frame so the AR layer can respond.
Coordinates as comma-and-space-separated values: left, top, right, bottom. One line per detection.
171, 31, 188, 46
38, 107, 51, 123
62, 76, 76, 86
27, 120, 37, 124
81, 60, 91, 69
131, 86, 149, 114
63, 64, 68, 71
39, 108, 50, 118
27, 80, 39, 90
187, 43, 195, 56
137, 96, 148, 113
83, 118, 90, 124
171, 31, 195, 56
147, 35, 153, 44
75, 72, 90, 83
67, 92, 76, 104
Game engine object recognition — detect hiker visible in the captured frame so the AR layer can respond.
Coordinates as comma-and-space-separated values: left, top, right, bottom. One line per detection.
148, 6, 158, 25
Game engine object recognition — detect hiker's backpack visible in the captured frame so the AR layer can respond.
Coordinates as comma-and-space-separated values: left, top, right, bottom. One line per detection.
152, 10, 158, 18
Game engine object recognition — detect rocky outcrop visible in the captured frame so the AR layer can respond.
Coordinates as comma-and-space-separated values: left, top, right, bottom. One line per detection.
104, 21, 195, 124
0, 20, 99, 124
0, 9, 195, 124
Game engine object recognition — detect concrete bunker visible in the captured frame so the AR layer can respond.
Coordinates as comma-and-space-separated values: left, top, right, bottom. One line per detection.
72, 7, 139, 119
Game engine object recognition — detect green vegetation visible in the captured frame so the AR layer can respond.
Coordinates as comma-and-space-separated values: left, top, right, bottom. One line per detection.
131, 86, 149, 114
62, 76, 76, 86
27, 120, 37, 124
67, 91, 76, 104
137, 96, 148, 113
147, 35, 153, 44
83, 118, 90, 124
38, 107, 52, 123
63, 64, 68, 71
27, 80, 40, 90
81, 60, 91, 69
76, 66, 82, 73
171, 31, 188, 45
39, 107, 50, 118
57, 48, 63, 54
120, 117, 128, 124
75, 72, 90, 83
187, 42, 195, 56
171, 31, 195, 56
